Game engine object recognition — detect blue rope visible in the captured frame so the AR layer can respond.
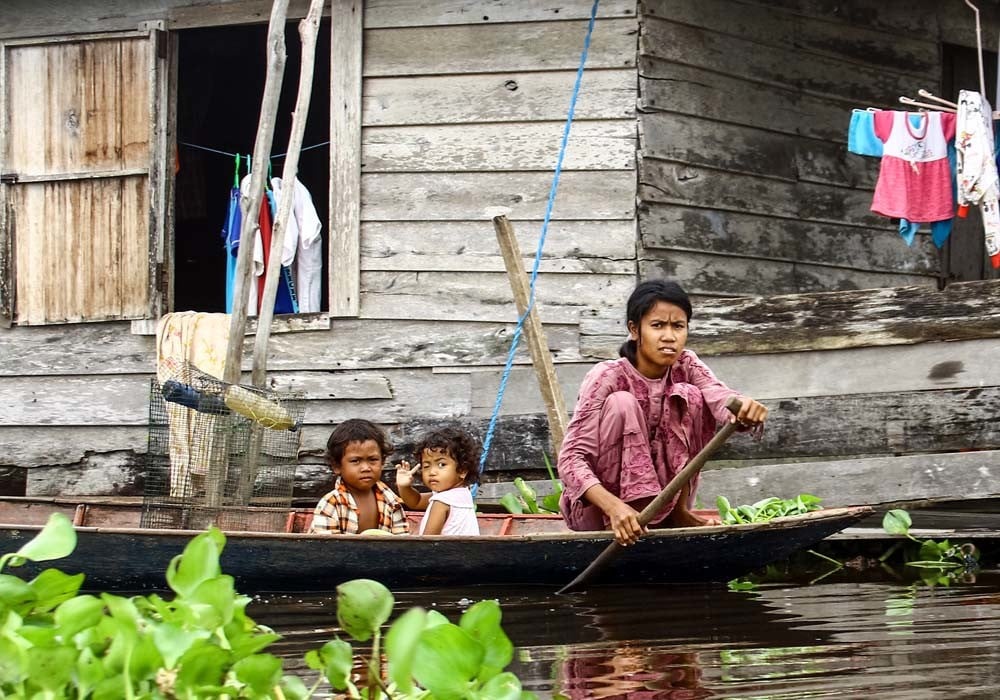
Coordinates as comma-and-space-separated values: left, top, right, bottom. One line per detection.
475, 0, 600, 494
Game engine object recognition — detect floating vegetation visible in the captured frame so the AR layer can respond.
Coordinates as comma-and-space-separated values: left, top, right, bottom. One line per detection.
716, 494, 823, 525
880, 508, 980, 586
500, 453, 563, 515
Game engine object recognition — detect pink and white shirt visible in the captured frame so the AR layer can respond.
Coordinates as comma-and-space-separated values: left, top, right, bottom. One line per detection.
871, 110, 956, 222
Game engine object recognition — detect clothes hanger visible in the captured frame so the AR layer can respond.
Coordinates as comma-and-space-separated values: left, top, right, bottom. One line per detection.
898, 96, 957, 113
918, 89, 959, 109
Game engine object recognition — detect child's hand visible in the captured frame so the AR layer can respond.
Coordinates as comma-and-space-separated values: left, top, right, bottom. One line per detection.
395, 460, 419, 490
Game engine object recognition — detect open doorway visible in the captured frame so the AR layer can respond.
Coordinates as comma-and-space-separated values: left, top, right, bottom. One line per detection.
172, 20, 331, 313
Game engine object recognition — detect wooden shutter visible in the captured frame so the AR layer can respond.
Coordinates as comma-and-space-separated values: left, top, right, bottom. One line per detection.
0, 31, 166, 325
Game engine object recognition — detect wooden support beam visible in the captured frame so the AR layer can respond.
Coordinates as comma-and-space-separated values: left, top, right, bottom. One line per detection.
493, 215, 569, 455
329, 0, 363, 316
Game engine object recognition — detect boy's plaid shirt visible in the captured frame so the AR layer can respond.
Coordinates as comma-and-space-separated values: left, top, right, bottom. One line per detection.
309, 477, 409, 534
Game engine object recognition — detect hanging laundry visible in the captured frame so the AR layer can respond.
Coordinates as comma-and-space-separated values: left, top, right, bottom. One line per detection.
871, 110, 956, 223
271, 176, 324, 313
263, 188, 299, 315
847, 109, 883, 157
232, 173, 299, 315
955, 89, 1000, 268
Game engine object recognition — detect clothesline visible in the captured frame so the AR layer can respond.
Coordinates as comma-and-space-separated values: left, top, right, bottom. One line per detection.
179, 140, 330, 159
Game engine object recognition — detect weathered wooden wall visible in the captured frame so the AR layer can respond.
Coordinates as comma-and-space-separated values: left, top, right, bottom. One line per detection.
635, 0, 1000, 297
0, 0, 640, 497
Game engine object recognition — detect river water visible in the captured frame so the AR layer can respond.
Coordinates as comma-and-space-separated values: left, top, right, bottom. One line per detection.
252, 570, 1000, 699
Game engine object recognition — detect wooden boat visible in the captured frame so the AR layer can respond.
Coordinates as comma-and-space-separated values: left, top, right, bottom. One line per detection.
0, 497, 873, 591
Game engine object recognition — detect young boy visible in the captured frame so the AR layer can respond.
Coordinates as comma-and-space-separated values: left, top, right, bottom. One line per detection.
308, 419, 409, 534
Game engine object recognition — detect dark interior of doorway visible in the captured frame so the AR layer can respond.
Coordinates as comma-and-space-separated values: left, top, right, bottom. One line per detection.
173, 20, 331, 313
941, 43, 1000, 284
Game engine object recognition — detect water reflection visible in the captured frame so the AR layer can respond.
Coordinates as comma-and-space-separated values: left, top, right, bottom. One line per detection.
250, 572, 1000, 698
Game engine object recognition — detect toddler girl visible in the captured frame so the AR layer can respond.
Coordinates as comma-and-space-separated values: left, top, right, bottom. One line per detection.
395, 426, 481, 535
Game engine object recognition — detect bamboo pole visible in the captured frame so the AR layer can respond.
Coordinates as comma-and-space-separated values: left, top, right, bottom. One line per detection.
212, 0, 289, 510
223, 0, 289, 387
492, 215, 569, 455
252, 0, 325, 388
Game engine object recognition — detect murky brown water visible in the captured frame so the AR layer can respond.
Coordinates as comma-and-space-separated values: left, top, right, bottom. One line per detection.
251, 571, 1000, 699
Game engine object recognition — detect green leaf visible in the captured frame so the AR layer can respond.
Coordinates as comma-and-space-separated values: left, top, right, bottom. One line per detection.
0, 573, 36, 609
151, 621, 208, 668
54, 594, 105, 639
540, 493, 561, 514
336, 579, 393, 642
233, 653, 283, 695
175, 643, 228, 691
727, 578, 757, 591
882, 509, 912, 536
312, 639, 353, 691
188, 574, 237, 627
75, 647, 105, 697
3, 513, 76, 569
166, 528, 225, 598
425, 609, 450, 628
281, 675, 311, 700
499, 493, 524, 515
459, 600, 513, 682
27, 646, 76, 692
478, 671, 524, 700
514, 478, 539, 513
414, 623, 484, 700
386, 607, 426, 694
28, 568, 85, 613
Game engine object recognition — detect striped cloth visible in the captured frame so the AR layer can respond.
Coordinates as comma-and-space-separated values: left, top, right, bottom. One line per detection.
309, 477, 409, 534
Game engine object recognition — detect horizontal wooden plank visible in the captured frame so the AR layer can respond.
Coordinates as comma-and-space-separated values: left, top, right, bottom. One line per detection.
637, 255, 935, 298
639, 160, 888, 229
640, 111, 879, 189
643, 0, 939, 77
363, 68, 636, 125
638, 204, 938, 276
360, 271, 635, 323
712, 386, 1000, 461
363, 120, 636, 172
640, 16, 935, 104
0, 426, 147, 468
364, 18, 638, 77
700, 450, 1000, 509
364, 0, 638, 28
540, 339, 1000, 404
361, 219, 636, 274
579, 279, 1000, 357
362, 171, 636, 221
705, 338, 1000, 400
0, 318, 586, 376
738, 0, 938, 37
638, 56, 883, 142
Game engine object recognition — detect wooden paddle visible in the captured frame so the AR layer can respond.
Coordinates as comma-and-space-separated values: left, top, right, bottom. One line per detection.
557, 396, 744, 594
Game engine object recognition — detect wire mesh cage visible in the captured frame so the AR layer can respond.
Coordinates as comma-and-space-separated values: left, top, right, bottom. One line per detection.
142, 361, 305, 532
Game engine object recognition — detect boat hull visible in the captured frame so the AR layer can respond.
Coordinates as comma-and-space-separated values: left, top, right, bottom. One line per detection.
0, 506, 872, 590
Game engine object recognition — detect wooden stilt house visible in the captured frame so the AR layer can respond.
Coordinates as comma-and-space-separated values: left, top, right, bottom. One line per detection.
1, 0, 999, 509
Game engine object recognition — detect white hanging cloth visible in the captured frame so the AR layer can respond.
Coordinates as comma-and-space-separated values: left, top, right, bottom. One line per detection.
270, 177, 324, 313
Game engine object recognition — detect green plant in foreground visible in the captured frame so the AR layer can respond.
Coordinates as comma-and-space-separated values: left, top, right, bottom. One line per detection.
500, 454, 562, 515
0, 513, 535, 699
881, 508, 980, 586
716, 494, 822, 525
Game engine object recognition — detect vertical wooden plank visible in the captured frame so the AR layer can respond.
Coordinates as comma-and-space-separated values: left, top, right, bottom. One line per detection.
163, 32, 179, 314
145, 29, 167, 317
492, 215, 569, 455
120, 176, 150, 317
330, 0, 362, 316
0, 43, 11, 327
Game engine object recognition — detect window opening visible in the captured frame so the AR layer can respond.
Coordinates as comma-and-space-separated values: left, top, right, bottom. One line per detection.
173, 20, 331, 313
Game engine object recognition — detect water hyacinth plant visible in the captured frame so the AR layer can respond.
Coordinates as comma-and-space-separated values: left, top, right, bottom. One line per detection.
716, 494, 823, 525
500, 454, 562, 515
0, 513, 535, 699
881, 508, 980, 586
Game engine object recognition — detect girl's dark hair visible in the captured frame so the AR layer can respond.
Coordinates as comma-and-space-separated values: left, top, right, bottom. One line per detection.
326, 419, 392, 467
413, 426, 482, 486
618, 279, 693, 365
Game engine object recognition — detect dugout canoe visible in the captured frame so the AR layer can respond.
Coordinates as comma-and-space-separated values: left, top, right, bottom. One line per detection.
0, 497, 873, 591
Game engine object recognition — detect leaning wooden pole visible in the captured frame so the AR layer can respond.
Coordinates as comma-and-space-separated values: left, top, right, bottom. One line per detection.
212, 0, 289, 510
252, 0, 325, 388
493, 215, 569, 456
224, 0, 290, 387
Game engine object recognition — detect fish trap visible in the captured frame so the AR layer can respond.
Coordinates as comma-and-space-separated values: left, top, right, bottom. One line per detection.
142, 362, 305, 532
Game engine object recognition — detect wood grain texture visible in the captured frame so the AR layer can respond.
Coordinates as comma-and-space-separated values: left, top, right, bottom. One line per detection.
638, 204, 937, 276
363, 68, 636, 126
579, 280, 1000, 357
700, 450, 1000, 509
330, 0, 363, 316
